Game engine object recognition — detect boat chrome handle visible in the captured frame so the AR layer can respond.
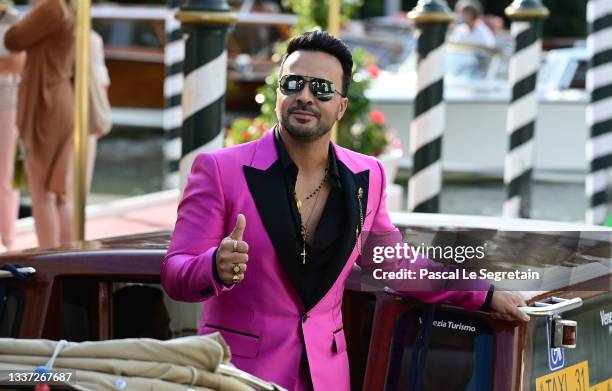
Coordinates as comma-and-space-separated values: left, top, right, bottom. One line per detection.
0, 266, 36, 279
518, 297, 582, 317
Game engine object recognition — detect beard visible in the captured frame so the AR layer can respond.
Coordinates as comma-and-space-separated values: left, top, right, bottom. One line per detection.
279, 103, 334, 141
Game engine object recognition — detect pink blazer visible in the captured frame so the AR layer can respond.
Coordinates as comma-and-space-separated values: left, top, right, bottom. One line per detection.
162, 130, 487, 390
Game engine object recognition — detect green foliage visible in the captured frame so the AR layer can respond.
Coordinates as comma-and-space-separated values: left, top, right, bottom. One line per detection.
541, 0, 586, 38
282, 0, 362, 32
255, 72, 279, 125
336, 48, 375, 146
354, 1, 385, 19
336, 111, 390, 156
226, 117, 270, 146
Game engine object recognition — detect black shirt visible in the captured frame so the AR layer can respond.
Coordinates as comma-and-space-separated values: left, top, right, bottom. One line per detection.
274, 130, 347, 311
275, 131, 495, 312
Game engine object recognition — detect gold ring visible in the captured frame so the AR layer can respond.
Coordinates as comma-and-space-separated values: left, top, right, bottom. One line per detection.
233, 240, 238, 252
232, 263, 241, 274
232, 275, 240, 284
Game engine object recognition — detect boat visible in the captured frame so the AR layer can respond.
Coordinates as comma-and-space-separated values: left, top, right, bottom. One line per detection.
365, 43, 589, 179
1, 213, 610, 390
90, 5, 295, 128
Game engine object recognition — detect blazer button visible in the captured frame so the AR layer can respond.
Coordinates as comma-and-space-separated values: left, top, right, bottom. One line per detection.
200, 286, 213, 296
301, 314, 309, 323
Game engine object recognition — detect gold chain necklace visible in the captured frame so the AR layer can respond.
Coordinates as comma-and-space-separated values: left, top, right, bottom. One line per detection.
293, 167, 328, 264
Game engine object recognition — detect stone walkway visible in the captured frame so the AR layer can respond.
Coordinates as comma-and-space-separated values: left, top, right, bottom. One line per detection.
9, 190, 179, 252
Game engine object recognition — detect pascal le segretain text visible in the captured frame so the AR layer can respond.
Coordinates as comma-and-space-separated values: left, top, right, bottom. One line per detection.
372, 268, 540, 282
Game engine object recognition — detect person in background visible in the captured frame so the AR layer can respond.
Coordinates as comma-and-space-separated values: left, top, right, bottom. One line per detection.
449, 1, 496, 49
87, 29, 110, 193
5, 0, 76, 248
0, 0, 24, 253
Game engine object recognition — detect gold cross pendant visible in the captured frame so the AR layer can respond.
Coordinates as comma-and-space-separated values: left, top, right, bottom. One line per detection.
300, 226, 307, 264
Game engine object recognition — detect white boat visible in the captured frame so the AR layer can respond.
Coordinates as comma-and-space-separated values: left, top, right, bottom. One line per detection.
365, 44, 589, 180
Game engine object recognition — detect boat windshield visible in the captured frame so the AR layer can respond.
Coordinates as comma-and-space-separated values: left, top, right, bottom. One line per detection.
446, 51, 491, 81
93, 18, 164, 50
445, 43, 504, 84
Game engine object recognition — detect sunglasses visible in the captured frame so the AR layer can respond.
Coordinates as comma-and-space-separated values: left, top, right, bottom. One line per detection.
279, 74, 344, 102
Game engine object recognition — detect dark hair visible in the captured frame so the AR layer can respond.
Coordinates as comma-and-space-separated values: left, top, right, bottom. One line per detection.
462, 4, 481, 18
280, 30, 353, 97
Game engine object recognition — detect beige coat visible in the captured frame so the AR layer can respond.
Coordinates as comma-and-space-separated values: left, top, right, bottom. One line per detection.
4, 0, 75, 196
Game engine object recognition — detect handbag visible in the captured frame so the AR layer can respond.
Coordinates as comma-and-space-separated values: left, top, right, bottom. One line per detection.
0, 10, 19, 59
89, 67, 112, 136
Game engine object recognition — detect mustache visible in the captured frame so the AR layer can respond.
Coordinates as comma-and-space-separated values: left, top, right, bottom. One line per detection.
288, 104, 320, 117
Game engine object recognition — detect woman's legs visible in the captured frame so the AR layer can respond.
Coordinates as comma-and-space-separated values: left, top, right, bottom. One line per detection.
57, 152, 73, 244
57, 196, 73, 243
54, 135, 94, 244
25, 158, 60, 247
0, 109, 20, 251
86, 134, 98, 193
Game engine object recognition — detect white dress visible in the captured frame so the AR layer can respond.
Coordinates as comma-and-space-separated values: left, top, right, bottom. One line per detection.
448, 20, 496, 49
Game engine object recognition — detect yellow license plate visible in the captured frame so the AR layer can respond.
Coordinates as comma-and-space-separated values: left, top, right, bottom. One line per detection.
535, 361, 590, 391
591, 378, 612, 391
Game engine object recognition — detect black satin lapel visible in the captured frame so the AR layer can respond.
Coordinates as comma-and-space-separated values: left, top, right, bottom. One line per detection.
312, 162, 370, 307
337, 162, 370, 271
243, 163, 303, 295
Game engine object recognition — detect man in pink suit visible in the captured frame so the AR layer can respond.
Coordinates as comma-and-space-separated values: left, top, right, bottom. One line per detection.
162, 31, 529, 390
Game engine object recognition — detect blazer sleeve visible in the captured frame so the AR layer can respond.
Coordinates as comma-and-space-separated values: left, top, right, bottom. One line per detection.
161, 152, 234, 302
4, 0, 67, 52
359, 160, 490, 312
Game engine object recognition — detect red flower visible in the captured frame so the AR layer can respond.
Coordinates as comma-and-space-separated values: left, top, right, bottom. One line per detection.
369, 110, 385, 125
241, 130, 250, 141
367, 64, 380, 78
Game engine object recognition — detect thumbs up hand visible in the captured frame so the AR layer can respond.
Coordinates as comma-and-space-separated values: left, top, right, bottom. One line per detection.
216, 214, 249, 285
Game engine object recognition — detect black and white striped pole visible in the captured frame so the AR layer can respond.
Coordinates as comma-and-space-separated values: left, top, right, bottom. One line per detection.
502, 0, 548, 218
163, 0, 184, 189
407, 0, 453, 213
175, 0, 236, 189
586, 0, 612, 224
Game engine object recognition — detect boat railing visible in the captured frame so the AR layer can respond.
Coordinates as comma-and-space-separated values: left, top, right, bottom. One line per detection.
519, 297, 583, 317
0, 266, 36, 280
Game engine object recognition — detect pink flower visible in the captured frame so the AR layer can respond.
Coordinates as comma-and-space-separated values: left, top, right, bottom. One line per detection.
367, 64, 380, 78
369, 110, 385, 125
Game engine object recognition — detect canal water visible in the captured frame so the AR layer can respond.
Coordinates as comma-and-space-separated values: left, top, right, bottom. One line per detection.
93, 132, 588, 223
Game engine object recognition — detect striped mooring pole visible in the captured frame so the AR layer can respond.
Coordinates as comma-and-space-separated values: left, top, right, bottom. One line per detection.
407, 0, 453, 213
502, 0, 548, 218
175, 0, 236, 189
163, 0, 184, 189
586, 0, 612, 224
